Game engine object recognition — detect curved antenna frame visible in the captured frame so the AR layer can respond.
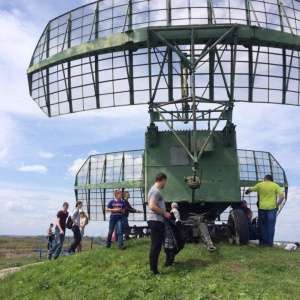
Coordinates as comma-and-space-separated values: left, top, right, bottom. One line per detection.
27, 1, 300, 118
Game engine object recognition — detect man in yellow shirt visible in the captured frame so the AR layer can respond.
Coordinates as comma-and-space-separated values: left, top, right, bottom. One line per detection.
245, 174, 284, 247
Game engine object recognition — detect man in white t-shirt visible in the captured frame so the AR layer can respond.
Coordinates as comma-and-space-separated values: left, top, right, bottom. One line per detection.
147, 172, 171, 275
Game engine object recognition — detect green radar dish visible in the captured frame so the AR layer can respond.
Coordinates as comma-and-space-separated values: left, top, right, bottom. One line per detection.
28, 1, 300, 248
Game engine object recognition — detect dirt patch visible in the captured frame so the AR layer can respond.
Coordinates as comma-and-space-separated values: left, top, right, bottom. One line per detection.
0, 262, 43, 279
0, 249, 37, 259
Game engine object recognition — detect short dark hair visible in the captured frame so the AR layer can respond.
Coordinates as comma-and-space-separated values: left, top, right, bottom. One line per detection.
295, 242, 300, 247
264, 174, 273, 181
156, 172, 167, 182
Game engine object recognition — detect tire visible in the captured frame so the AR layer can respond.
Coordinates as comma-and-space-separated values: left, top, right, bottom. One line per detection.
227, 209, 249, 245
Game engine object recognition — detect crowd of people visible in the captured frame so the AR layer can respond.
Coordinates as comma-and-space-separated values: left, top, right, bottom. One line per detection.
46, 172, 297, 276
47, 201, 89, 260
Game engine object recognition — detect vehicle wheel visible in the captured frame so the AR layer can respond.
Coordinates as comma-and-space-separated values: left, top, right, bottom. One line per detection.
227, 209, 249, 245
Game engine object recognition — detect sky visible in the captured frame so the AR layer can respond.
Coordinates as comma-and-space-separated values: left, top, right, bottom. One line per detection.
0, 0, 299, 243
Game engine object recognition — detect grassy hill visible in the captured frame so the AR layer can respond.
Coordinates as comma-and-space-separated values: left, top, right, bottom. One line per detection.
0, 237, 299, 300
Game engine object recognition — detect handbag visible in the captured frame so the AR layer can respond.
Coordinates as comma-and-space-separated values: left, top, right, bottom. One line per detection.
66, 209, 79, 229
66, 215, 73, 229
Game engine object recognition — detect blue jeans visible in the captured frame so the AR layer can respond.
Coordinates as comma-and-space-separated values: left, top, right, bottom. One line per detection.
106, 217, 123, 247
49, 228, 65, 258
258, 208, 277, 247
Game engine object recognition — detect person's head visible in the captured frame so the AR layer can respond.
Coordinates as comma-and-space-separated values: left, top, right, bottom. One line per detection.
241, 200, 248, 207
62, 202, 69, 211
114, 189, 123, 200
171, 202, 178, 209
75, 200, 83, 208
264, 174, 273, 181
50, 223, 53, 227
295, 242, 300, 248
80, 211, 87, 218
155, 172, 167, 189
80, 211, 89, 224
123, 191, 130, 200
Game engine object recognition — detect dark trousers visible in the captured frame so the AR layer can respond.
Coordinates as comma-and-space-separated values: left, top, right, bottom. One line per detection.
47, 236, 53, 250
165, 249, 176, 266
147, 220, 165, 273
68, 225, 81, 253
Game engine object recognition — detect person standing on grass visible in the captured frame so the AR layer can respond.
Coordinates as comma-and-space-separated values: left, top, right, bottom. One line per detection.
47, 223, 54, 250
47, 202, 69, 260
76, 211, 89, 253
147, 172, 171, 275
245, 174, 285, 247
106, 190, 126, 250
122, 191, 143, 240
66, 200, 83, 255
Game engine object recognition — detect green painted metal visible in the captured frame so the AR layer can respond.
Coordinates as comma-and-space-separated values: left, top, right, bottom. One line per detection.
27, 25, 300, 75
144, 130, 240, 204
28, 0, 298, 222
74, 179, 144, 190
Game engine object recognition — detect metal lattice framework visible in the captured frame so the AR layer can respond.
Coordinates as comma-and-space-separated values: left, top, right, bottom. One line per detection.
28, 0, 300, 118
27, 0, 299, 222
75, 148, 287, 221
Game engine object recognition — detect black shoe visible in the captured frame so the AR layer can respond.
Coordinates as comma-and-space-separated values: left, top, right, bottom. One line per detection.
118, 245, 126, 250
47, 252, 52, 260
106, 244, 111, 248
53, 255, 59, 259
152, 271, 160, 275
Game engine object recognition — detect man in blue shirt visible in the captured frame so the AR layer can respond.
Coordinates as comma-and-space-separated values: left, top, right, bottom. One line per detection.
106, 190, 126, 250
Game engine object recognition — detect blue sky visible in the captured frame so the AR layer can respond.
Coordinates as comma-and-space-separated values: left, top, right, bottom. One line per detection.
0, 0, 299, 242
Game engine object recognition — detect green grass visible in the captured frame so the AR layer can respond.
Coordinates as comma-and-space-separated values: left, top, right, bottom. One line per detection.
0, 238, 299, 300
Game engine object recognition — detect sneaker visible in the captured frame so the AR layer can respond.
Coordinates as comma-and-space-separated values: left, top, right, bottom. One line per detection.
118, 245, 126, 250
106, 244, 111, 248
53, 255, 59, 260
47, 252, 52, 260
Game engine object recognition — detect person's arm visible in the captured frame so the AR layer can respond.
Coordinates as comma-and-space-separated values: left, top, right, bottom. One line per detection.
81, 217, 87, 228
105, 201, 123, 213
149, 199, 171, 219
245, 188, 253, 195
106, 207, 123, 213
71, 208, 79, 226
56, 217, 64, 234
276, 194, 285, 208
124, 202, 136, 213
126, 202, 142, 213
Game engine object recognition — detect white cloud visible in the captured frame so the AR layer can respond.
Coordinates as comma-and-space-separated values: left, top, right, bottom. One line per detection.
38, 151, 55, 158
89, 149, 100, 155
6, 200, 34, 213
67, 158, 87, 177
0, 9, 43, 116
18, 165, 47, 174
